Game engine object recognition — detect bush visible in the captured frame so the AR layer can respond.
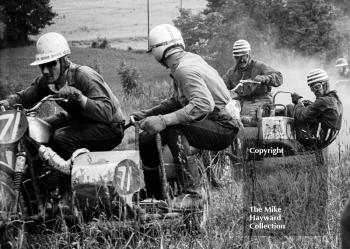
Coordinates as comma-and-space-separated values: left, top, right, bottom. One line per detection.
117, 60, 141, 95
91, 37, 110, 49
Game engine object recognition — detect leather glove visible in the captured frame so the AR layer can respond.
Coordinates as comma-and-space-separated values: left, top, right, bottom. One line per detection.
131, 110, 150, 121
254, 75, 270, 84
291, 92, 303, 105
140, 115, 166, 135
0, 100, 10, 109
57, 86, 83, 102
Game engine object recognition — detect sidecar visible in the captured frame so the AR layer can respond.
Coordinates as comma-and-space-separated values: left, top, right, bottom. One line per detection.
70, 134, 209, 232
235, 92, 325, 171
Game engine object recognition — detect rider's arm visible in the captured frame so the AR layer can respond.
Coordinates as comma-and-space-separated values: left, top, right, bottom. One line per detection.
6, 77, 50, 107
73, 67, 122, 123
293, 98, 326, 122
222, 67, 237, 90
148, 93, 182, 116
255, 61, 283, 87
162, 69, 215, 126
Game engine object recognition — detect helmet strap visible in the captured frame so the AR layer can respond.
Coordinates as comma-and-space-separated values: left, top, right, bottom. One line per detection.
54, 57, 70, 88
160, 44, 184, 67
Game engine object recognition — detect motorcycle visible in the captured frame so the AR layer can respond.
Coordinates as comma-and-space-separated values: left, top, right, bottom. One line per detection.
0, 95, 210, 248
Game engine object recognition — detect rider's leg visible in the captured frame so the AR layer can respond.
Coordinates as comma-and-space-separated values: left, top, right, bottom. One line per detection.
163, 120, 237, 208
138, 131, 163, 200
51, 123, 123, 160
138, 120, 237, 206
49, 123, 123, 193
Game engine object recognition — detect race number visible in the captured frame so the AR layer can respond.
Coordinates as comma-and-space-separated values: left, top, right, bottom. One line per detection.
0, 111, 27, 144
114, 159, 144, 196
0, 114, 15, 141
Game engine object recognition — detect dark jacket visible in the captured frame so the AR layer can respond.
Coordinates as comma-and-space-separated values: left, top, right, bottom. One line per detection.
223, 59, 283, 100
294, 90, 343, 130
7, 63, 125, 126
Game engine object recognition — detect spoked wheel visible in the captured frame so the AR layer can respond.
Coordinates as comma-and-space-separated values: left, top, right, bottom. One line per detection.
182, 159, 210, 234
0, 221, 27, 249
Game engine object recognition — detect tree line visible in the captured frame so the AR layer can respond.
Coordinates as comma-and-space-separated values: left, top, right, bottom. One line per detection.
174, 0, 350, 72
0, 0, 56, 48
1, 0, 350, 68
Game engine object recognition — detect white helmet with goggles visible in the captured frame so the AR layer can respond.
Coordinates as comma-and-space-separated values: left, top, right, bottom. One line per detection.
148, 24, 185, 62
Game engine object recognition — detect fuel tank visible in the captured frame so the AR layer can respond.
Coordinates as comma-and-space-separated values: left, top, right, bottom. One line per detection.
27, 117, 53, 144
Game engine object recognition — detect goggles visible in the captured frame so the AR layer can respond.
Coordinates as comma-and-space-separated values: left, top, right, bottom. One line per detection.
309, 82, 323, 92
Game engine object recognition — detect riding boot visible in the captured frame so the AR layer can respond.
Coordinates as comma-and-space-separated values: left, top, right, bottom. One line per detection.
170, 155, 203, 210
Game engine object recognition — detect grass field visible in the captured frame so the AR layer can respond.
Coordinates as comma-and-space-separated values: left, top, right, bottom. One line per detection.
1, 43, 350, 248
31, 0, 207, 50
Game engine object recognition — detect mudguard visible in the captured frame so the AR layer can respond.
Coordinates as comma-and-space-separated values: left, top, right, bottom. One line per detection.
71, 150, 145, 198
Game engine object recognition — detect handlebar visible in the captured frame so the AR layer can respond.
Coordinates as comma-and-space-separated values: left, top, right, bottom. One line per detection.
232, 79, 261, 92
26, 95, 68, 113
124, 116, 136, 130
272, 91, 293, 104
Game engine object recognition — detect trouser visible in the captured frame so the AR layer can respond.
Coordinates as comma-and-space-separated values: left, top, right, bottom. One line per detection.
341, 199, 350, 249
43, 122, 123, 193
139, 119, 238, 199
51, 123, 124, 160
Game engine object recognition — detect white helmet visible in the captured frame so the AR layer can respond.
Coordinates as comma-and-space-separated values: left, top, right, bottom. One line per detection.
148, 24, 185, 62
307, 68, 328, 85
335, 58, 348, 67
30, 32, 71, 66
232, 39, 251, 56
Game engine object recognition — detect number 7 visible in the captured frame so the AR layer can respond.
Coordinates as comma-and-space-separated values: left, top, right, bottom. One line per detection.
0, 114, 14, 140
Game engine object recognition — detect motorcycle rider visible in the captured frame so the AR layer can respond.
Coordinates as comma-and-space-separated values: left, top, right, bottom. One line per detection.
223, 39, 283, 124
0, 32, 125, 189
131, 24, 241, 209
290, 68, 342, 149
335, 57, 350, 79
334, 58, 350, 100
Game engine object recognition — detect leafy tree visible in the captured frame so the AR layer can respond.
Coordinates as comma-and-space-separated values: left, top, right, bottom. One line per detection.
204, 0, 227, 13
175, 0, 343, 67
0, 0, 56, 47
173, 9, 224, 54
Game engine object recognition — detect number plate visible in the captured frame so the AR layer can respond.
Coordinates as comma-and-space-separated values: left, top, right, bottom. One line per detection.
72, 150, 145, 197
0, 110, 28, 144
